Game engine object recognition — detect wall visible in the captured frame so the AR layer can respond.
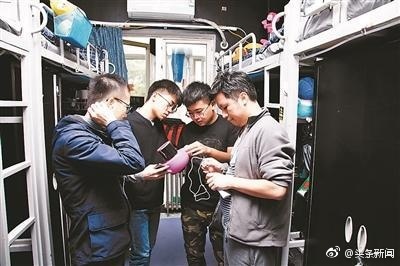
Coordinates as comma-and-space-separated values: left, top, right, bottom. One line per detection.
68, 0, 288, 51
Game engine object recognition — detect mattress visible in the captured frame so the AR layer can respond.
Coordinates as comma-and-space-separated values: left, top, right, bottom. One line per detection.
222, 39, 284, 70
300, 0, 392, 40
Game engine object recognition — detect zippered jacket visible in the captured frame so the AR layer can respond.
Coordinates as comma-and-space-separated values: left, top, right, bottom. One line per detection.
228, 110, 294, 247
52, 115, 145, 265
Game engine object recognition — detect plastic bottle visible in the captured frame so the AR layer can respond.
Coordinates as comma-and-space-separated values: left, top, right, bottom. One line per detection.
50, 0, 77, 16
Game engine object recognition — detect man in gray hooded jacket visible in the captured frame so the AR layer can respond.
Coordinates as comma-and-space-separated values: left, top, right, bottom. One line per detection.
202, 71, 294, 265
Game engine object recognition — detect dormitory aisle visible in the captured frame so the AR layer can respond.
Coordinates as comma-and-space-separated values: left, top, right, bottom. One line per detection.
151, 213, 217, 266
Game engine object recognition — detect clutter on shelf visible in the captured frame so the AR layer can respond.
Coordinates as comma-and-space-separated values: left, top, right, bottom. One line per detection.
231, 43, 263, 65
260, 11, 284, 46
51, 0, 92, 48
297, 76, 315, 119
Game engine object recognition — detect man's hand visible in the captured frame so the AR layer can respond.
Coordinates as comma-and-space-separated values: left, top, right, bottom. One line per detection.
184, 141, 210, 157
205, 172, 233, 191
137, 164, 169, 181
201, 157, 224, 173
87, 101, 117, 127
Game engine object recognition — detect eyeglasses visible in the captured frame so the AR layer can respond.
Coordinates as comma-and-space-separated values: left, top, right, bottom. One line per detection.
157, 93, 178, 113
114, 98, 133, 114
186, 103, 211, 118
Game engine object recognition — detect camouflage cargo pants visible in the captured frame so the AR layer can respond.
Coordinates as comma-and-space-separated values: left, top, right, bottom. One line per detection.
181, 207, 224, 266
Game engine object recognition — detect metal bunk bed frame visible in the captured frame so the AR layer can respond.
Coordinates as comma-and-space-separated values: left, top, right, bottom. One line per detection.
2, 0, 400, 265
0, 1, 109, 265
215, 0, 400, 265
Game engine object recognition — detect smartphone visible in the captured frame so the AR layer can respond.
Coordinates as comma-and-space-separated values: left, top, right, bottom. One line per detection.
157, 141, 177, 160
154, 163, 165, 169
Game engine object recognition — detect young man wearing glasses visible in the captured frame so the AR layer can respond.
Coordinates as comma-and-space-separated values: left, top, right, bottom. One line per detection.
125, 79, 183, 266
113, 97, 134, 114
178, 81, 239, 266
52, 74, 146, 266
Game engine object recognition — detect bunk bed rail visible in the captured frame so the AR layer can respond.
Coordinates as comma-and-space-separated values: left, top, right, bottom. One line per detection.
40, 4, 108, 77
215, 10, 285, 73
216, 33, 257, 71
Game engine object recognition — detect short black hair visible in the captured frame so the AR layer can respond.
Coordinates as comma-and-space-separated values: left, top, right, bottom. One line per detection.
210, 71, 257, 101
183, 82, 211, 107
86, 73, 128, 107
146, 79, 183, 106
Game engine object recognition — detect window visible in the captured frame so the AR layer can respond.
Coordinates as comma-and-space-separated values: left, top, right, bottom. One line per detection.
123, 37, 150, 98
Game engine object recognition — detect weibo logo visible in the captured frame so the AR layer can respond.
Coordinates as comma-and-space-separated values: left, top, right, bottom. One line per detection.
326, 246, 340, 258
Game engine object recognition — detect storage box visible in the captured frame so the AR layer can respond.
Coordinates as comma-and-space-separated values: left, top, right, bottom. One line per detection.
54, 8, 92, 49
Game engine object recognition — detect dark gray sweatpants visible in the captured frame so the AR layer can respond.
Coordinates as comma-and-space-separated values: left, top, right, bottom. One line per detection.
224, 237, 281, 266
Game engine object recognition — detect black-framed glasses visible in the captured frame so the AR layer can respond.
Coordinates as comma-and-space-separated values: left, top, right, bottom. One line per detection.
114, 98, 133, 114
156, 93, 178, 113
186, 103, 211, 118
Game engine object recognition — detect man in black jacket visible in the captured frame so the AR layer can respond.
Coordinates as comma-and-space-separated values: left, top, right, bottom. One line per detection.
126, 79, 182, 266
52, 74, 167, 266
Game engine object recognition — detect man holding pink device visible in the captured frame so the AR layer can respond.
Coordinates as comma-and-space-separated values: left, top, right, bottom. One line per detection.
125, 79, 182, 266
